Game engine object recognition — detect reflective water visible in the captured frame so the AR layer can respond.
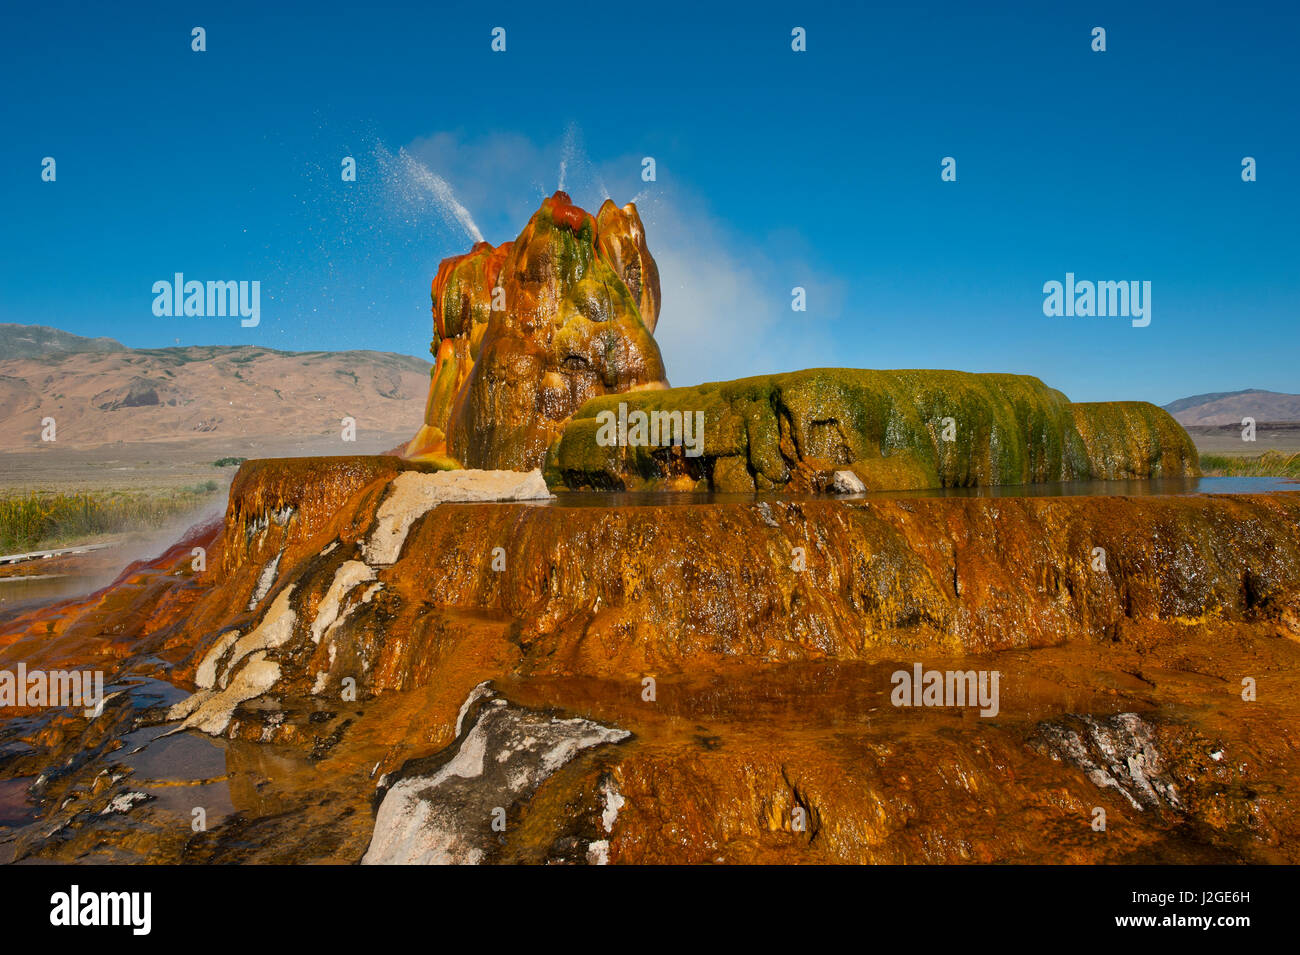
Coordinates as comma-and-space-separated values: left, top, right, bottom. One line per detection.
545, 476, 1298, 507
874, 476, 1300, 499
0, 574, 105, 613
0, 777, 37, 829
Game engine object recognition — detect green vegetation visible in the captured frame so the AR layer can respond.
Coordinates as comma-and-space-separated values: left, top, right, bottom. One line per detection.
0, 485, 222, 553
213, 456, 247, 468
1070, 402, 1200, 481
1200, 450, 1300, 478
555, 368, 1199, 492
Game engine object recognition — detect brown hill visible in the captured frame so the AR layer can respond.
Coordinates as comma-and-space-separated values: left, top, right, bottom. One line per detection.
0, 323, 127, 359
1164, 388, 1300, 426
0, 336, 430, 453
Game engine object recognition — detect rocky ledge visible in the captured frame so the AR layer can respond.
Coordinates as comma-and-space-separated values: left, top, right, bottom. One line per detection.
0, 461, 1296, 864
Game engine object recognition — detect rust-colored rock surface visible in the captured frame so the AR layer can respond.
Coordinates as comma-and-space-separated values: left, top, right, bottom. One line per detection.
404, 242, 512, 463
405, 193, 668, 470
595, 199, 660, 334
1, 456, 1297, 864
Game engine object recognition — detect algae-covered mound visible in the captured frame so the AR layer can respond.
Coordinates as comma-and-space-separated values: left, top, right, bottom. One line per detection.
1071, 401, 1203, 482
551, 368, 1199, 492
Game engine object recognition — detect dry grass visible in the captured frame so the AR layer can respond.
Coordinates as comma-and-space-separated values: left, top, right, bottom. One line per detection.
1199, 450, 1300, 478
0, 484, 220, 553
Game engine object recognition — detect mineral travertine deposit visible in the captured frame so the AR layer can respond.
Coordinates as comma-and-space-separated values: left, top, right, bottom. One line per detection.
553, 371, 1199, 492
403, 195, 1196, 491
1, 456, 1297, 864
405, 192, 668, 471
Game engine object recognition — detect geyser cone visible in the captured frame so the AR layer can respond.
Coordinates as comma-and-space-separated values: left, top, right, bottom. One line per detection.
406, 191, 668, 470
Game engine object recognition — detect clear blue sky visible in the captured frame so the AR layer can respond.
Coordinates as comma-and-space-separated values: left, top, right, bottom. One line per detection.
2, 0, 1296, 404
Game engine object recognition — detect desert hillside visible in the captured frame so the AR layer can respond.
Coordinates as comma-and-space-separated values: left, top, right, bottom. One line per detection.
0, 323, 126, 359
1164, 388, 1300, 425
0, 324, 430, 452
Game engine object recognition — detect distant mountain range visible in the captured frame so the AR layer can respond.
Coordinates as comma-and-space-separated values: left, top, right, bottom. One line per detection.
1164, 389, 1300, 426
0, 324, 430, 451
0, 323, 128, 359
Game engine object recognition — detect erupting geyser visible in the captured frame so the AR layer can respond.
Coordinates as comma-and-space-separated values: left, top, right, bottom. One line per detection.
406, 192, 1198, 494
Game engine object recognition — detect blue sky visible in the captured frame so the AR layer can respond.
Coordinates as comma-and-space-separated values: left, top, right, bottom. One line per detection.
2, 0, 1296, 404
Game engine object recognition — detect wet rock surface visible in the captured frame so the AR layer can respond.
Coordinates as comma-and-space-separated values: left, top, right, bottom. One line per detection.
405, 193, 667, 470
363, 682, 629, 864
1030, 712, 1181, 810
1, 458, 1297, 864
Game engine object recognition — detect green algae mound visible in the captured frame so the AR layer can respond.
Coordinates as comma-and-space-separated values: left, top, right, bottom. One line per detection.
551, 368, 1199, 492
